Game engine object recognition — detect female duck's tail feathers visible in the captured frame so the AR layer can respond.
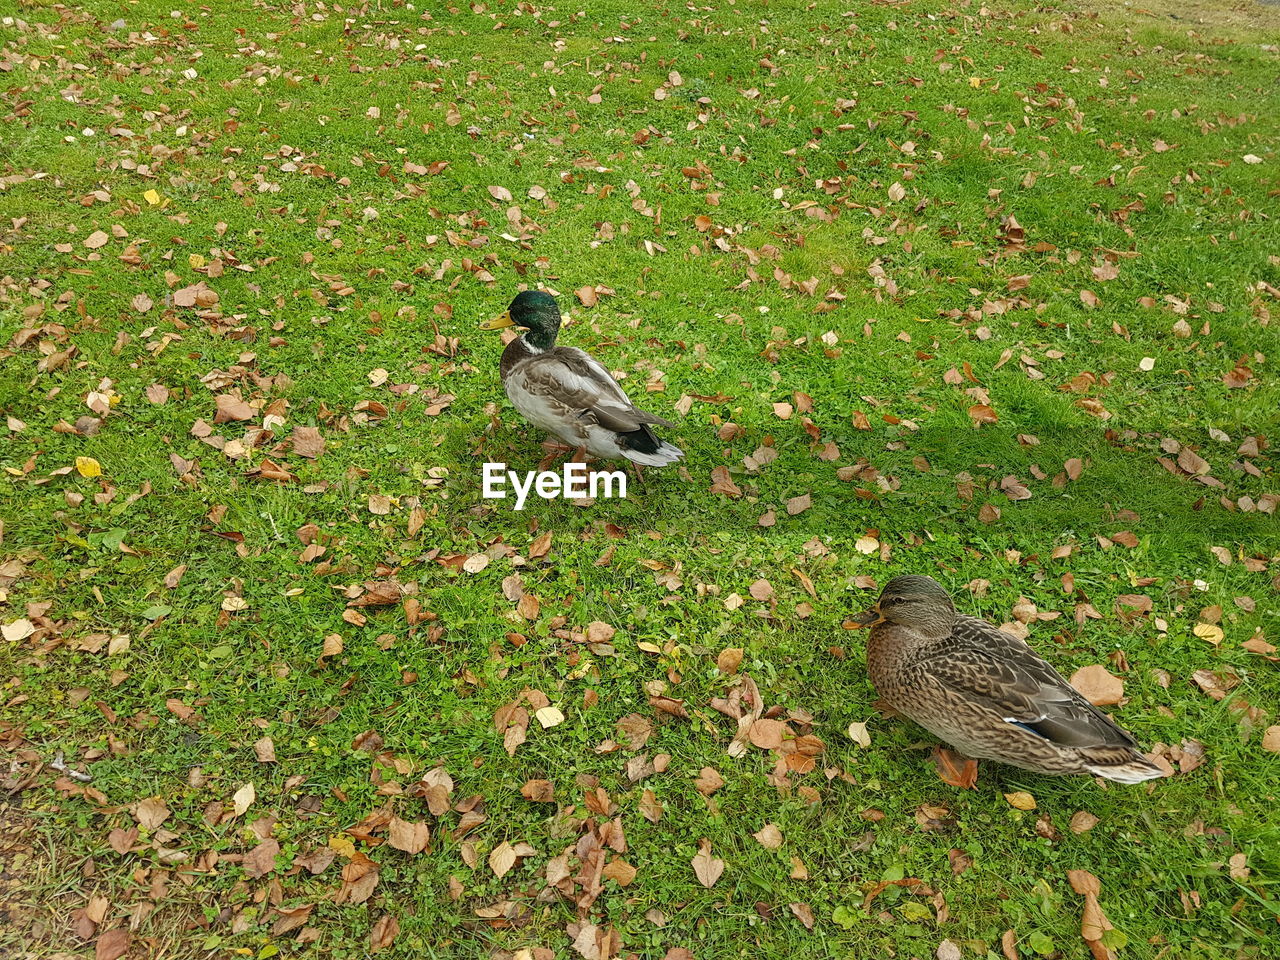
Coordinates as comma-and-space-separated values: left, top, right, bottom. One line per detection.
622, 441, 684, 467
1083, 749, 1167, 784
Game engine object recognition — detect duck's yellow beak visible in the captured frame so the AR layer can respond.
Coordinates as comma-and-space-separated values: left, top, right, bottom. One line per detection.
479, 310, 516, 331
849, 603, 884, 628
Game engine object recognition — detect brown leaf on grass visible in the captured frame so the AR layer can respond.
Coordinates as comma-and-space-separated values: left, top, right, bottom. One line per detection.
753, 823, 784, 849
489, 840, 517, 879
294, 847, 336, 875
1067, 869, 1116, 960
271, 903, 315, 936
521, 779, 555, 802
1070, 811, 1101, 834
789, 902, 815, 930
1004, 791, 1037, 811
640, 788, 663, 823
253, 736, 276, 763
933, 746, 978, 789
292, 425, 325, 459
214, 393, 254, 422
369, 914, 400, 952
710, 465, 742, 498
243, 838, 280, 878
649, 695, 689, 718
351, 730, 384, 753
749, 578, 774, 601
748, 718, 788, 750
350, 580, 403, 607
145, 382, 168, 404
1222, 364, 1252, 388
787, 493, 811, 515
107, 827, 137, 854
335, 854, 381, 905
164, 564, 187, 588
528, 530, 553, 558
587, 621, 615, 644
694, 767, 725, 796
602, 857, 637, 886
1260, 726, 1280, 753
1177, 447, 1211, 476
616, 713, 653, 750
1069, 665, 1123, 706
388, 817, 431, 855
716, 647, 744, 675
1191, 668, 1239, 700
967, 404, 998, 426
134, 796, 170, 829
95, 928, 130, 960
691, 838, 725, 888
978, 503, 1001, 524
575, 286, 598, 307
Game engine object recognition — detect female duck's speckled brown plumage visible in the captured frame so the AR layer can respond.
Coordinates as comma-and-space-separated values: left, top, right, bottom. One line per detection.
860, 575, 1164, 783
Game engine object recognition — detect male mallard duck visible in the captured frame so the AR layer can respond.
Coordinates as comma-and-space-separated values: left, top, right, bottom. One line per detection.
480, 291, 684, 467
856, 575, 1163, 783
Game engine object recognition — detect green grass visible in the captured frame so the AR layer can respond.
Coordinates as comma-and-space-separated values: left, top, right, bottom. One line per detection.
1, 0, 1278, 957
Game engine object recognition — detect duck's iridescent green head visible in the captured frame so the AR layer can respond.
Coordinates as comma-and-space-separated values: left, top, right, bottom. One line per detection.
508, 290, 562, 350
479, 290, 563, 350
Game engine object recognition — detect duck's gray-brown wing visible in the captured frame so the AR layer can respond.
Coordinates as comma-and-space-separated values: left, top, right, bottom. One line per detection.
517, 347, 673, 433
917, 615, 1137, 749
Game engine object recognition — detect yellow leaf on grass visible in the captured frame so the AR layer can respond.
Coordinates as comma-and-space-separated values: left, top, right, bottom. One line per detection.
534, 706, 565, 729
143, 189, 163, 205
231, 782, 255, 817
1193, 623, 1224, 646
1004, 791, 1037, 810
75, 456, 103, 478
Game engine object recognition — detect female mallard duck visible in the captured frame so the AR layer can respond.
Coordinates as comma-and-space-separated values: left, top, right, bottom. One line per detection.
857, 575, 1163, 783
480, 291, 684, 467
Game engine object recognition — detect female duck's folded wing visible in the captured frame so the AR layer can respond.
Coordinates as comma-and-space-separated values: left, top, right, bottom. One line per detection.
920, 634, 1139, 750
519, 348, 672, 430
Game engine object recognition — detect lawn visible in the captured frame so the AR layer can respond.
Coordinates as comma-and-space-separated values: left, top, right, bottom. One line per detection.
1, 0, 1278, 957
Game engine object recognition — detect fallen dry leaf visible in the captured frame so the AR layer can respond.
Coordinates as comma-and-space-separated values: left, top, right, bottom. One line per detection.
1070, 811, 1101, 834
1069, 665, 1124, 706
521, 779, 555, 802
1004, 791, 1037, 811
1261, 726, 1280, 753
489, 840, 517, 879
716, 648, 744, 675
752, 823, 784, 849
388, 817, 431, 855
369, 913, 400, 952
933, 746, 979, 789
694, 767, 725, 797
691, 838, 725, 888
95, 928, 130, 960
789, 901, 815, 930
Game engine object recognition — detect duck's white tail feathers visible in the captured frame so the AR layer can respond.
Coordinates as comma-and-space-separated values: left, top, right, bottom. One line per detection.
622, 441, 684, 467
1086, 753, 1167, 784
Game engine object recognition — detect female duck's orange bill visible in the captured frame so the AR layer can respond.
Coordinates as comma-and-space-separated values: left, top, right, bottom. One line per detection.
848, 603, 884, 627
